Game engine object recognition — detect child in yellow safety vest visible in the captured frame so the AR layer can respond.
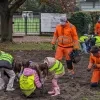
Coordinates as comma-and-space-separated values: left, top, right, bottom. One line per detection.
0, 51, 15, 91
94, 35, 100, 47
19, 61, 42, 97
79, 34, 88, 53
39, 57, 65, 96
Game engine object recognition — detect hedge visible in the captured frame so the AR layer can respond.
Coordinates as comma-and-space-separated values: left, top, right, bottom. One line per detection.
69, 12, 92, 36
69, 11, 100, 36
89, 11, 100, 34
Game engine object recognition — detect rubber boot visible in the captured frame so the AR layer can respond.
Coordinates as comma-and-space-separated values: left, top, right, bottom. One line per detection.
48, 89, 55, 95
51, 87, 60, 96
48, 79, 55, 94
50, 79, 60, 96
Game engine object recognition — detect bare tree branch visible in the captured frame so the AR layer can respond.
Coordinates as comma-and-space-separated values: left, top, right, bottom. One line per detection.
9, 0, 26, 13
8, 0, 14, 4
42, 0, 75, 12
59, 0, 66, 12
58, 0, 75, 12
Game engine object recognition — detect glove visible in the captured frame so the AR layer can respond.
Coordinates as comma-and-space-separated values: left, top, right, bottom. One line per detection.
92, 64, 97, 69
87, 68, 91, 72
73, 43, 80, 50
73, 49, 79, 53
73, 48, 81, 51
52, 45, 55, 50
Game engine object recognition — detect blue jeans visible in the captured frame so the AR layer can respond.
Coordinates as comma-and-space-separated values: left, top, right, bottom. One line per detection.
81, 42, 88, 53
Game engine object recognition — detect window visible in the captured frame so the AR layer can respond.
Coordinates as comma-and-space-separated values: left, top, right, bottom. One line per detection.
86, 0, 99, 2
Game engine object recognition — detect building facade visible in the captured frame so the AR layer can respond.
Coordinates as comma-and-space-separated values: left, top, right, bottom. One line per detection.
76, 0, 100, 11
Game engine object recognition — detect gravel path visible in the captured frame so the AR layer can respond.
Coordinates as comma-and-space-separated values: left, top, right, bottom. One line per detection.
13, 36, 52, 43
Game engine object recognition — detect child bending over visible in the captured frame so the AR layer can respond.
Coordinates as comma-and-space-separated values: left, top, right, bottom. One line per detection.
19, 61, 42, 97
0, 51, 15, 91
39, 57, 65, 96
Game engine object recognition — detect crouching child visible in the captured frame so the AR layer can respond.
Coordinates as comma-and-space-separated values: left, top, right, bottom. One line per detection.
19, 62, 42, 97
0, 51, 15, 91
39, 57, 65, 96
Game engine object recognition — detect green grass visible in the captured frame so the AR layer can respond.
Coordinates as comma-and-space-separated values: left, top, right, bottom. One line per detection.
13, 18, 40, 33
82, 98, 89, 100
0, 42, 53, 51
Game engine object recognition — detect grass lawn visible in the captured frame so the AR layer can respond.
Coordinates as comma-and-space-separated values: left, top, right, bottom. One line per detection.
0, 42, 53, 51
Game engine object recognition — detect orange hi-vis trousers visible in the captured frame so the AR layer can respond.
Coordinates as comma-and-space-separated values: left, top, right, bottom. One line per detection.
55, 46, 73, 60
55, 46, 74, 74
91, 69, 100, 83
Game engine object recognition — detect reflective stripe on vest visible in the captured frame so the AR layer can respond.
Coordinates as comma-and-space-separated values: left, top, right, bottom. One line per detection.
79, 36, 88, 42
95, 43, 100, 46
49, 60, 65, 75
0, 52, 13, 64
95, 36, 100, 46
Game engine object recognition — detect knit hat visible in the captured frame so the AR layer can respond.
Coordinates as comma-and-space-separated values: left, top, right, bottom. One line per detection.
60, 16, 67, 25
90, 46, 100, 54
60, 16, 67, 22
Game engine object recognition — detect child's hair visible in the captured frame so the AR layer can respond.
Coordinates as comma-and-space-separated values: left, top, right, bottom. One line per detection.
38, 63, 48, 78
29, 62, 42, 79
13, 61, 22, 73
14, 60, 32, 73
22, 60, 31, 68
90, 46, 100, 54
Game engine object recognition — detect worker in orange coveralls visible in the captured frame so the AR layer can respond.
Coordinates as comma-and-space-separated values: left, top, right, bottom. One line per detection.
51, 16, 79, 77
94, 18, 100, 36
87, 46, 100, 87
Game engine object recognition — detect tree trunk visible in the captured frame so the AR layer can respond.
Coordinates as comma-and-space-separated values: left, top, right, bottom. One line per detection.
1, 13, 13, 42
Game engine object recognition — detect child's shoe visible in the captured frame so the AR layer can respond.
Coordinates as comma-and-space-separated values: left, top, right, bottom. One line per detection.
70, 73, 75, 79
68, 70, 75, 79
6, 87, 15, 91
51, 87, 60, 96
48, 90, 55, 94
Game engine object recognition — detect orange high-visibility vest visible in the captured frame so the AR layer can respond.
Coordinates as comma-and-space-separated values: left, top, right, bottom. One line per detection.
51, 22, 79, 49
94, 22, 100, 36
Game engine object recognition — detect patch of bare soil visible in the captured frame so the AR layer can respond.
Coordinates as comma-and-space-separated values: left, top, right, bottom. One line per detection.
1, 50, 100, 100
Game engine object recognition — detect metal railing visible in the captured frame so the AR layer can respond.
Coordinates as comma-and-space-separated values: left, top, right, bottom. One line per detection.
13, 14, 40, 35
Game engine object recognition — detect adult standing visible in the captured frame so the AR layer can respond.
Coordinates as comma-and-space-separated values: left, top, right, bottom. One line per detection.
94, 18, 100, 36
51, 16, 79, 77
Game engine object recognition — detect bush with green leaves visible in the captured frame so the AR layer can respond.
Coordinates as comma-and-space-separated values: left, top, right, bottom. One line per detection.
69, 12, 92, 36
89, 11, 100, 34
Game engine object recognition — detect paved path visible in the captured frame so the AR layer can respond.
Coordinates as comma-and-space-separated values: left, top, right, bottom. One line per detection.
13, 36, 52, 43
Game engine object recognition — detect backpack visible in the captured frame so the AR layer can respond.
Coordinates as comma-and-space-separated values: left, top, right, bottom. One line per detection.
19, 74, 36, 91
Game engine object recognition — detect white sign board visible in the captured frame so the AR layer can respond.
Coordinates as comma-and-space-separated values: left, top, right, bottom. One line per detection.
41, 13, 66, 32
